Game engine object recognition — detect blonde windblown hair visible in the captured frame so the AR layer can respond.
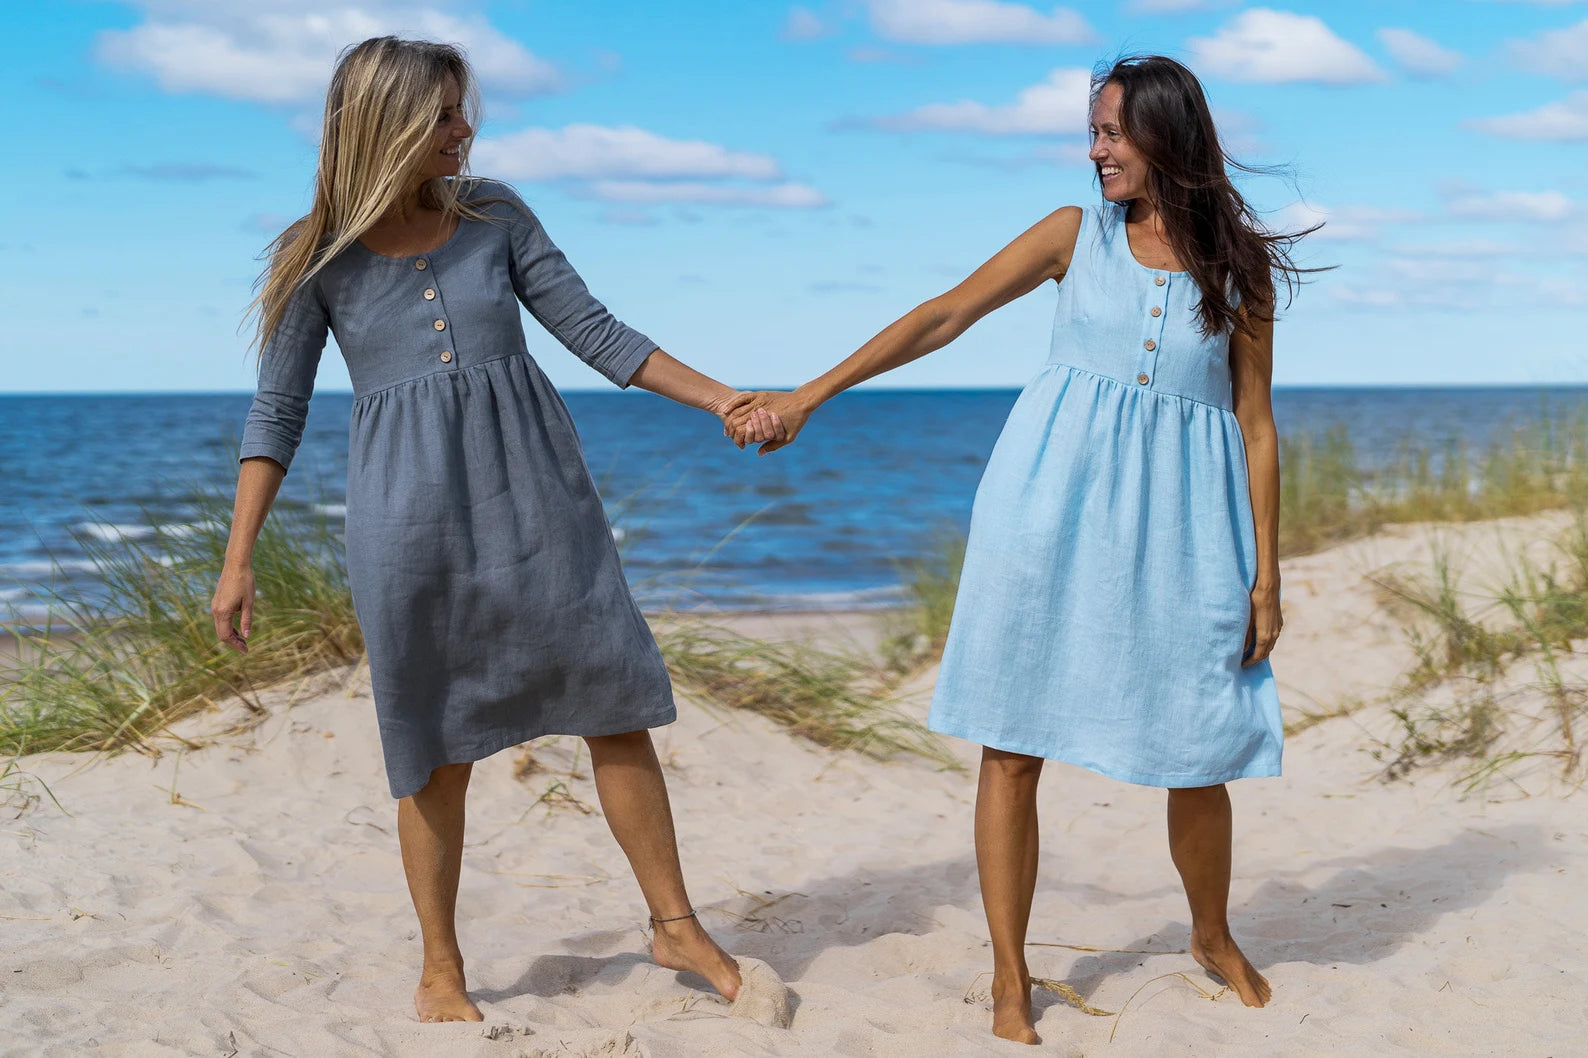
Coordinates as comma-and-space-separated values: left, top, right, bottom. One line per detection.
245, 36, 518, 359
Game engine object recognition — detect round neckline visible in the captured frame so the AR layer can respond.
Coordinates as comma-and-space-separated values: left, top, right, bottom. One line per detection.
1114, 203, 1189, 277
354, 213, 468, 261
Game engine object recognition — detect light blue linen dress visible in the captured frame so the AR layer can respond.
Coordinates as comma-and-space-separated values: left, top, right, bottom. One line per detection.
927, 201, 1283, 787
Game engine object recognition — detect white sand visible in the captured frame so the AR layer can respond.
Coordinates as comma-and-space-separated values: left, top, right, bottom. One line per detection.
4, 512, 1587, 1057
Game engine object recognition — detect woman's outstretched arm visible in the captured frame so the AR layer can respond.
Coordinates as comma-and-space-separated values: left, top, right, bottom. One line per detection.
626, 349, 783, 444
728, 206, 1083, 453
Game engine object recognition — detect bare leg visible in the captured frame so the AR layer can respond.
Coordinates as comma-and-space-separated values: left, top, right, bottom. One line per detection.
1166, 784, 1271, 1007
584, 730, 742, 1001
397, 761, 483, 1022
976, 747, 1044, 1045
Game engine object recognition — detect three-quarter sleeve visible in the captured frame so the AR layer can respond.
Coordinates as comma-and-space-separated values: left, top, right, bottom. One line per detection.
495, 184, 658, 388
238, 274, 330, 473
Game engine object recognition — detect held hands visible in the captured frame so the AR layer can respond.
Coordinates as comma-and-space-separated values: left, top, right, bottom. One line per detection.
709, 391, 787, 451
724, 391, 812, 456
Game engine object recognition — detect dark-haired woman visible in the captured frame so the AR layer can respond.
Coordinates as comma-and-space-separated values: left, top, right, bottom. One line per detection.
728, 55, 1307, 1044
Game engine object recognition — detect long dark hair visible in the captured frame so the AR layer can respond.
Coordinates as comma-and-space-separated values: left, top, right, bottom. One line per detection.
1093, 55, 1323, 338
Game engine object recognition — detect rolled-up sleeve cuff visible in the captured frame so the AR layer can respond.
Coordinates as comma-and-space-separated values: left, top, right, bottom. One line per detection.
600, 329, 659, 389
238, 440, 296, 472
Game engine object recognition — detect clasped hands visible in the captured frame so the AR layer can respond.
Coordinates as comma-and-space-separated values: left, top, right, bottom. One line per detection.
714, 391, 812, 456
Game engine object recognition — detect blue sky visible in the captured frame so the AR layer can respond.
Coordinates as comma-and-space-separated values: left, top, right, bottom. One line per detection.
6, 0, 1588, 393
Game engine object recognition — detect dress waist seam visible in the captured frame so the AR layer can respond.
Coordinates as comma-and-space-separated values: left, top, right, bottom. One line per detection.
1039, 359, 1233, 415
353, 351, 526, 403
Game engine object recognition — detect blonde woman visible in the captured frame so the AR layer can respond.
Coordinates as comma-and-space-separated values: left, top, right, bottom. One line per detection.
210, 37, 782, 1023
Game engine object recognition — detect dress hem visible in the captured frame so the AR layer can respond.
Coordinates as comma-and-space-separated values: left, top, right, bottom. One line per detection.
385, 703, 678, 800
928, 720, 1282, 788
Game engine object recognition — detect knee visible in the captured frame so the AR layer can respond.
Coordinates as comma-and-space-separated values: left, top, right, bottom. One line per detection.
982, 748, 1044, 786
1168, 783, 1228, 807
583, 729, 650, 753
422, 761, 473, 793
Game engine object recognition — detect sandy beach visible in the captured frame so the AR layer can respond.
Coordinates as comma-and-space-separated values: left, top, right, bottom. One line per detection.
4, 511, 1586, 1057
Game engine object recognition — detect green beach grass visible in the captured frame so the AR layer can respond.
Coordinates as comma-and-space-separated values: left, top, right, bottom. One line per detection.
6, 410, 1588, 787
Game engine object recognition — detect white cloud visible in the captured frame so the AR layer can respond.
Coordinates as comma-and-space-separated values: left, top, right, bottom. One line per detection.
471, 125, 781, 181
870, 67, 1091, 135
1273, 202, 1423, 242
862, 0, 1093, 45
846, 46, 923, 64
1187, 9, 1388, 85
1507, 18, 1588, 81
1467, 91, 1588, 141
1377, 28, 1463, 78
782, 6, 830, 41
584, 181, 830, 208
1390, 239, 1521, 257
96, 4, 560, 104
1444, 189, 1575, 222
1128, 0, 1231, 11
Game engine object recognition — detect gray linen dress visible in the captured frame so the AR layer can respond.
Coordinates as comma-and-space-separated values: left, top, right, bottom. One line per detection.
239, 177, 675, 799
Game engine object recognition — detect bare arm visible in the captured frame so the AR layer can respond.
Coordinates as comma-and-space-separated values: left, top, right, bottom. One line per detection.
1230, 308, 1282, 665
807, 206, 1081, 403
626, 348, 778, 444
729, 206, 1082, 452
211, 456, 288, 652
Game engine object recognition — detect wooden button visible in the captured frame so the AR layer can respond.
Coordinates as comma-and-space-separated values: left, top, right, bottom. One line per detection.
423, 288, 436, 300
1144, 339, 1156, 351
440, 350, 453, 363
415, 259, 428, 270
1137, 373, 1149, 385
433, 319, 446, 331
1151, 306, 1162, 317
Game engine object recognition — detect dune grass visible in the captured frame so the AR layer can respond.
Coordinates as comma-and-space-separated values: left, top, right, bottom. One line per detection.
657, 618, 958, 767
1, 478, 953, 772
0, 481, 362, 758
879, 533, 967, 679
8, 411, 1588, 782
1368, 507, 1588, 787
1280, 407, 1588, 556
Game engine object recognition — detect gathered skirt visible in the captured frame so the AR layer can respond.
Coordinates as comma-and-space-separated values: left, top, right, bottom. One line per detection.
343, 351, 675, 799
927, 361, 1283, 787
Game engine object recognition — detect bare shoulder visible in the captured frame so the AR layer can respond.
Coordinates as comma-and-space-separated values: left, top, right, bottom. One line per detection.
1034, 206, 1085, 278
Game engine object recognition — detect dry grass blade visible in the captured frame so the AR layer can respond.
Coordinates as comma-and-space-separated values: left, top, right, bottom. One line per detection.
1108, 972, 1227, 1043
1031, 977, 1114, 1017
1026, 941, 1188, 955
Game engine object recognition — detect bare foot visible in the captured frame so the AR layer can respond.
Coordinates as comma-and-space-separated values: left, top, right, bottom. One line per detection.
651, 915, 742, 1001
991, 971, 1040, 1045
414, 962, 483, 1023
1192, 930, 1271, 1008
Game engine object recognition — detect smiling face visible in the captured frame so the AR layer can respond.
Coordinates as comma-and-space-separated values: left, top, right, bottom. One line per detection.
416, 74, 472, 181
1088, 82, 1150, 204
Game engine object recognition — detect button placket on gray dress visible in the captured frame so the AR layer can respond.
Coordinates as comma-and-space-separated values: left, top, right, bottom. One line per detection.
240, 178, 675, 799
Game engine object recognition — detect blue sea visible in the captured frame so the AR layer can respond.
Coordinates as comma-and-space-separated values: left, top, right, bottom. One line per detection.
3, 386, 1587, 620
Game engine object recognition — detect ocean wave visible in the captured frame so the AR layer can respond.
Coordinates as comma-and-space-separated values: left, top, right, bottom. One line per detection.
73, 522, 158, 542
2, 558, 101, 576
72, 519, 224, 543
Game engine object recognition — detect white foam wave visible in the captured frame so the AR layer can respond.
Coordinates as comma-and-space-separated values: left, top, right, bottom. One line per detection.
3, 558, 100, 576
74, 522, 157, 542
